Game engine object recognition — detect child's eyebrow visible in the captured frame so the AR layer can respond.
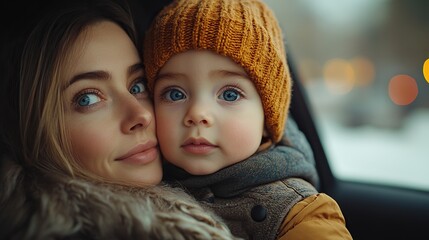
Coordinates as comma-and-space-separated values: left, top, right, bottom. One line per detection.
155, 69, 249, 82
211, 69, 249, 79
155, 72, 186, 82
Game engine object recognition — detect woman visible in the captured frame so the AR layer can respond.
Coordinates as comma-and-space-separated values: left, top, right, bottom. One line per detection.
0, 0, 237, 239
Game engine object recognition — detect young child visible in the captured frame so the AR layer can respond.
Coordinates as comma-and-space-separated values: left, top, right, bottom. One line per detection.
144, 0, 352, 239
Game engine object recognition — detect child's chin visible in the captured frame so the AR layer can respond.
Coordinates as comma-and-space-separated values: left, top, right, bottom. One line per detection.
186, 166, 219, 175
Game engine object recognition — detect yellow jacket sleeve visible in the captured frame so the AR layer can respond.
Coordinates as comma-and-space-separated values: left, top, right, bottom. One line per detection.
277, 193, 353, 240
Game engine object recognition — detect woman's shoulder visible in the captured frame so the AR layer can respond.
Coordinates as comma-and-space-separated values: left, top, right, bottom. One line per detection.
0, 156, 145, 239
0, 158, 236, 240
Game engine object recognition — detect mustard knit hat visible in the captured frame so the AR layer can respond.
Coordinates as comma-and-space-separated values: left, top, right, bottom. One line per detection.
144, 0, 292, 143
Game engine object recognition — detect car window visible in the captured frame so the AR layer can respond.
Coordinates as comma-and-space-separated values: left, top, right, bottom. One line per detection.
264, 0, 429, 191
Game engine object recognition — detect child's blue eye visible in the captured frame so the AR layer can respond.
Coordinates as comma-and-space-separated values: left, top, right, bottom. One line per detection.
220, 89, 240, 101
77, 93, 101, 106
166, 89, 186, 101
130, 82, 145, 94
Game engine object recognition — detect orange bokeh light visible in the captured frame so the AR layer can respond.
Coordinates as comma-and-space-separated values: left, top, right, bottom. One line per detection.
423, 58, 429, 84
388, 74, 418, 106
323, 58, 355, 94
350, 57, 375, 86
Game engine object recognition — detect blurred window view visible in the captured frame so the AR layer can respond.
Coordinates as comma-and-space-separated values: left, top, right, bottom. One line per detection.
264, 0, 429, 191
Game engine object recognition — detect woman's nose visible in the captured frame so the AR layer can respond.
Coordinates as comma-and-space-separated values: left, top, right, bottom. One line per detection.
120, 96, 153, 133
183, 101, 213, 127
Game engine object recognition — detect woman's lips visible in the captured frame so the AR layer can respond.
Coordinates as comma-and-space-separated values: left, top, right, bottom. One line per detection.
181, 138, 217, 155
116, 142, 159, 165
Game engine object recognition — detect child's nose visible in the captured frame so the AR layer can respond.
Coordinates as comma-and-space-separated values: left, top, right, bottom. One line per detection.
183, 102, 213, 127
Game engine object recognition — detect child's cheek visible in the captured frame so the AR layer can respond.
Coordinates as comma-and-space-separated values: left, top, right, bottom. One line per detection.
221, 119, 263, 155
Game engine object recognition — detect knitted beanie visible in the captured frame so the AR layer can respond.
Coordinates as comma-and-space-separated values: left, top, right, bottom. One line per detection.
144, 0, 292, 143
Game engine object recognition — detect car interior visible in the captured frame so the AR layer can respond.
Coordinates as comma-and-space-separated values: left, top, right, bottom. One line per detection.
3, 0, 429, 239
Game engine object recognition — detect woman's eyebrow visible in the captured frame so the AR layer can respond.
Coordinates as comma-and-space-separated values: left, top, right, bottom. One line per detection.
68, 71, 111, 86
66, 63, 143, 88
128, 63, 144, 76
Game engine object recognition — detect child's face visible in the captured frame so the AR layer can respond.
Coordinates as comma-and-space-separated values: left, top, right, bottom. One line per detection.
63, 21, 162, 184
153, 50, 265, 175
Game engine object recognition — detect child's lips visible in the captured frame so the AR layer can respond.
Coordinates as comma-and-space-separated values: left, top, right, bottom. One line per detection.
181, 137, 217, 154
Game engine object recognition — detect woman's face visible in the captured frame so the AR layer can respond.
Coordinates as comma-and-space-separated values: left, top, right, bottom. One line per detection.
63, 21, 162, 185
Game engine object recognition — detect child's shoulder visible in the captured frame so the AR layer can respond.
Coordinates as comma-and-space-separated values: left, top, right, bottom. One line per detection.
279, 192, 353, 240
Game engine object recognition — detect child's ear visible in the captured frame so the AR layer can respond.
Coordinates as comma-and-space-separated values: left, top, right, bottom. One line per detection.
263, 128, 269, 138
258, 128, 272, 152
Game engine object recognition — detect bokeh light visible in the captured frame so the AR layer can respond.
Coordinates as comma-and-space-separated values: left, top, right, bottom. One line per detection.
350, 57, 375, 86
388, 74, 418, 106
323, 58, 355, 94
423, 58, 429, 84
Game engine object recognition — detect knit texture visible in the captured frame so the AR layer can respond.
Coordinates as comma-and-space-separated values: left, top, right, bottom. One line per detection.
144, 0, 292, 143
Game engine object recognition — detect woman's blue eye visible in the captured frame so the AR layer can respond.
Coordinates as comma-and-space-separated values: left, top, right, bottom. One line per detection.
77, 94, 101, 106
166, 89, 185, 101
130, 82, 145, 94
221, 89, 240, 101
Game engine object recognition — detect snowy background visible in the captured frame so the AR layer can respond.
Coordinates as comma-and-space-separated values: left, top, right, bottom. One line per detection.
265, 0, 429, 191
